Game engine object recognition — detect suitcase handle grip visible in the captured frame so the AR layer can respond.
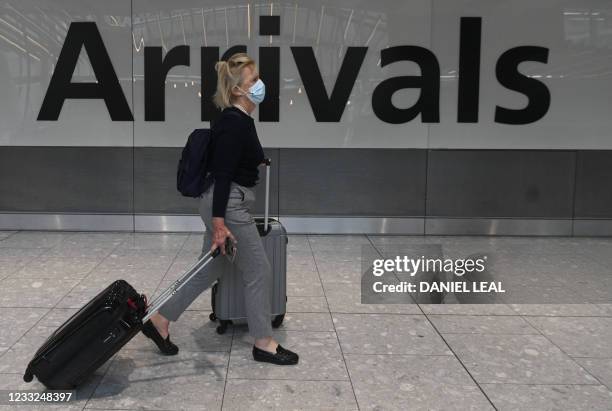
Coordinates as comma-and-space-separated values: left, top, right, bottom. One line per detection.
211, 237, 234, 258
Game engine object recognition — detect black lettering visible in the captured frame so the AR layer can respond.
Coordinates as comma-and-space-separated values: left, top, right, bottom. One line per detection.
145, 45, 190, 121
37, 22, 132, 121
372, 46, 440, 124
259, 47, 280, 121
495, 46, 550, 124
457, 17, 482, 123
291, 46, 367, 122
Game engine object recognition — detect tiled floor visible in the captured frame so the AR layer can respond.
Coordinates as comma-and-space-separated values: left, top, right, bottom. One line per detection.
1, 230, 612, 410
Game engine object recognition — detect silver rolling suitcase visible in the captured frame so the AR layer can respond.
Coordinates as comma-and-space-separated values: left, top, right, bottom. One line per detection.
209, 158, 288, 334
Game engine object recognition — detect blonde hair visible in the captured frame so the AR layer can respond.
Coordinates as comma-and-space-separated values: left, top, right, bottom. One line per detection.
212, 52, 257, 109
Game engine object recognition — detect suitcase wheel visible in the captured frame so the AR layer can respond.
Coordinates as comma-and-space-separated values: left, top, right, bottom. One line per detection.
271, 314, 285, 328
209, 312, 217, 322
23, 370, 33, 383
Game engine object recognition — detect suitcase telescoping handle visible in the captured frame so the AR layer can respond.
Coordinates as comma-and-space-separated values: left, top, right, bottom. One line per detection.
263, 158, 271, 233
142, 238, 235, 323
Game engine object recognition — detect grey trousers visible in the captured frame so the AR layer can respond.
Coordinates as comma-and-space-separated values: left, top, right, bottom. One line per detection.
158, 181, 273, 339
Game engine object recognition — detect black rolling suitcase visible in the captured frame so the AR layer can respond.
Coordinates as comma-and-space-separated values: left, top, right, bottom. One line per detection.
23, 240, 234, 389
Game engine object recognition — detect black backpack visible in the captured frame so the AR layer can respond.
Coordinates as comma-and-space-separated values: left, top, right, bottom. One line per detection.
177, 110, 243, 197
176, 128, 214, 197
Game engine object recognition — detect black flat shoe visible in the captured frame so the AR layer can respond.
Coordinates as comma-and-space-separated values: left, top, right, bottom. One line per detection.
141, 320, 179, 355
252, 344, 299, 365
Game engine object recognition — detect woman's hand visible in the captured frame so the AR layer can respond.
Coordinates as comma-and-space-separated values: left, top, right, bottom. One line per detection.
211, 217, 237, 255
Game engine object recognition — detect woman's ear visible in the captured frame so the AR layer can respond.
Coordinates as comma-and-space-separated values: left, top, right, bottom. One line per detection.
230, 85, 242, 97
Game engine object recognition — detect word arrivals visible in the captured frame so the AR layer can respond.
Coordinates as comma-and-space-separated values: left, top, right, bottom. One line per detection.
372, 281, 505, 293
38, 17, 550, 125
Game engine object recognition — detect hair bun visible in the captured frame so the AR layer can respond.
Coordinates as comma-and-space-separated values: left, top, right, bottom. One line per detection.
214, 60, 226, 73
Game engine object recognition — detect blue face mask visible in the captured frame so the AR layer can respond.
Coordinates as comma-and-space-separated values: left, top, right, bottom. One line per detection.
238, 79, 265, 105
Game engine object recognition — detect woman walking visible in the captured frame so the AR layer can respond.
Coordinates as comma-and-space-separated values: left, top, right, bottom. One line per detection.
141, 52, 299, 366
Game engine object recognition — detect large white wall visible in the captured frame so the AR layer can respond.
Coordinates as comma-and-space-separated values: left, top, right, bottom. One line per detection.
0, 0, 611, 149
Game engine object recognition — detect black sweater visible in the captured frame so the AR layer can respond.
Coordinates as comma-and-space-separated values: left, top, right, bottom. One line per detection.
208, 106, 265, 218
